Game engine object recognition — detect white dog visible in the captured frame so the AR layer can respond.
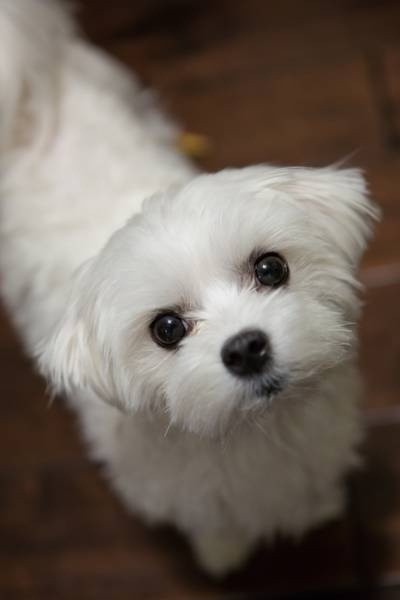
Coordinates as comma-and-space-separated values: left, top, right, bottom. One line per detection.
0, 0, 379, 576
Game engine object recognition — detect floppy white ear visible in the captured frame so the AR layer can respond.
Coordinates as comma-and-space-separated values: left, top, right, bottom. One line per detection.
267, 166, 380, 267
36, 260, 112, 401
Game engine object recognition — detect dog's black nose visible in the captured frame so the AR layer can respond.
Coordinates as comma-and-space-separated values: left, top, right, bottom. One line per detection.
221, 329, 270, 377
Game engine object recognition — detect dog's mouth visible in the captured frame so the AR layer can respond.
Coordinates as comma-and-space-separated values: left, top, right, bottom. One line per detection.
234, 372, 287, 416
250, 372, 287, 399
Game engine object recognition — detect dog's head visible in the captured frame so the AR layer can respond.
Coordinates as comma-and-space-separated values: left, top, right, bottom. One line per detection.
38, 166, 378, 436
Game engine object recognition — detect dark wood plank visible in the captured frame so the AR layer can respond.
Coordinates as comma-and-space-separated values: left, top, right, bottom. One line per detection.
360, 281, 400, 409
107, 19, 381, 168
382, 45, 400, 149
351, 423, 400, 592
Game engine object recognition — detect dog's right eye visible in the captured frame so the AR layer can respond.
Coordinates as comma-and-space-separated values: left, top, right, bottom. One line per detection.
150, 313, 188, 348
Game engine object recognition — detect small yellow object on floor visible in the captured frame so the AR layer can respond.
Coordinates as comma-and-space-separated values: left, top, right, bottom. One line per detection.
177, 131, 212, 159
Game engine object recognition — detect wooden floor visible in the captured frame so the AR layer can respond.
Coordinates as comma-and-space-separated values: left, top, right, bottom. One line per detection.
1, 1, 400, 598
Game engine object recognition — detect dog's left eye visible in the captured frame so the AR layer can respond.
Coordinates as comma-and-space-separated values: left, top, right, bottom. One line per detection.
150, 313, 187, 348
254, 252, 289, 287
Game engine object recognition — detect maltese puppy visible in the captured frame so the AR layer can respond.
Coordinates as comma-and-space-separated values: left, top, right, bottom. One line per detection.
0, 0, 378, 576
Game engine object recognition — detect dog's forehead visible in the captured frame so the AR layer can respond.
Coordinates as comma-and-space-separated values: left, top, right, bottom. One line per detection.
154, 177, 309, 257
125, 178, 312, 310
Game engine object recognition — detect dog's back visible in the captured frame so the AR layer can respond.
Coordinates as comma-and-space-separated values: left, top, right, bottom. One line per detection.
0, 0, 74, 154
0, 0, 193, 351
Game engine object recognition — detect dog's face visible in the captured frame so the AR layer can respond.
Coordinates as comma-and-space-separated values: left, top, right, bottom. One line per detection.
39, 166, 377, 437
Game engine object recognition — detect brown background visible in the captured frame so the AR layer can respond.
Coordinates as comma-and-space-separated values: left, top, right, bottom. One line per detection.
1, 1, 400, 598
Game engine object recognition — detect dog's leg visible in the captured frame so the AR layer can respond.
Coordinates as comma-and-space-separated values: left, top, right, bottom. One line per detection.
190, 528, 255, 577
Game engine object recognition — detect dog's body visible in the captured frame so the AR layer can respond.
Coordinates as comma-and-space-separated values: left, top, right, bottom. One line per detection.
0, 0, 378, 575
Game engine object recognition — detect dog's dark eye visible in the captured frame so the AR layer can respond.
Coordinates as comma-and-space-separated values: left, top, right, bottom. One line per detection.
254, 253, 289, 287
150, 313, 187, 348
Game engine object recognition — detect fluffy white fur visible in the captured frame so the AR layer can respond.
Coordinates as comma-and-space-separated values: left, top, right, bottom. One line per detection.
0, 0, 379, 576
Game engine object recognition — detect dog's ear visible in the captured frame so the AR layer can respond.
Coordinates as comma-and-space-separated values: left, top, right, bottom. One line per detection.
284, 167, 379, 266
252, 166, 380, 268
36, 259, 113, 401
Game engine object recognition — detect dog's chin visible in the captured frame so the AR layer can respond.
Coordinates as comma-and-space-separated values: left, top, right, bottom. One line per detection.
158, 371, 288, 438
